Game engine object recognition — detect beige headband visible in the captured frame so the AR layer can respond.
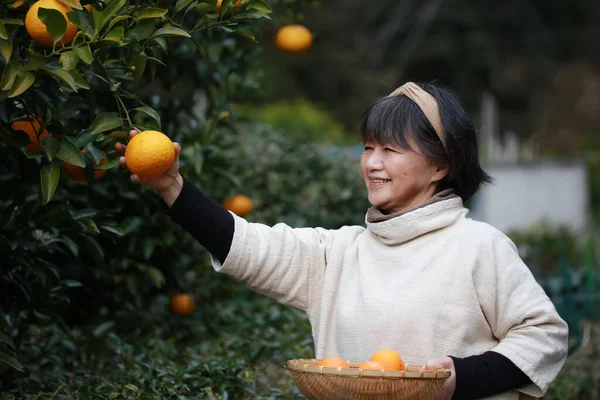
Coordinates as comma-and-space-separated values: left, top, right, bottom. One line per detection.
389, 82, 445, 148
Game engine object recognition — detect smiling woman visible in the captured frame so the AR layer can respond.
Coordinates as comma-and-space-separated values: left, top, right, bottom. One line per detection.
118, 81, 569, 400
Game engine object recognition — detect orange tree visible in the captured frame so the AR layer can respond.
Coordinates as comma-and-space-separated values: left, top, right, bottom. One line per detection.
0, 0, 369, 396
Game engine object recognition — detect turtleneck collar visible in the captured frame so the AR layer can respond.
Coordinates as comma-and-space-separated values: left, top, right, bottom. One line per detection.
365, 189, 467, 245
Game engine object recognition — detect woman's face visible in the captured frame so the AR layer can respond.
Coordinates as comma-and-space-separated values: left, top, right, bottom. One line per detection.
360, 138, 447, 213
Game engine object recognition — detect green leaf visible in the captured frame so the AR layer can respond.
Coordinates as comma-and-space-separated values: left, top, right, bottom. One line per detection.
249, 0, 272, 13
0, 38, 12, 63
174, 0, 195, 15
195, 3, 219, 17
0, 331, 15, 350
94, 0, 125, 33
0, 20, 7, 40
2, 19, 25, 26
38, 8, 68, 44
0, 353, 24, 372
134, 19, 156, 41
94, 157, 118, 170
62, 280, 82, 287
149, 27, 191, 40
107, 15, 132, 31
103, 26, 124, 44
235, 29, 255, 41
242, 10, 270, 19
68, 9, 94, 34
92, 321, 114, 337
40, 163, 61, 205
100, 225, 123, 236
58, 0, 83, 9
74, 44, 93, 64
45, 67, 78, 91
69, 69, 90, 89
132, 106, 161, 130
131, 53, 146, 83
59, 50, 79, 71
42, 136, 60, 158
0, 60, 19, 90
33, 310, 51, 320
55, 138, 85, 167
147, 267, 164, 288
24, 49, 45, 71
135, 8, 168, 20
8, 71, 35, 98
124, 384, 139, 392
89, 112, 122, 134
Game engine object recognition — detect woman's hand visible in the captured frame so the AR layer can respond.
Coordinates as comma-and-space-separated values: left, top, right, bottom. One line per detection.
115, 129, 183, 207
424, 357, 456, 400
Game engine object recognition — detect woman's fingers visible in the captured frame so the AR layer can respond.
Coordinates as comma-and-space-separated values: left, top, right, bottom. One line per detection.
119, 156, 126, 168
129, 129, 139, 138
174, 142, 181, 157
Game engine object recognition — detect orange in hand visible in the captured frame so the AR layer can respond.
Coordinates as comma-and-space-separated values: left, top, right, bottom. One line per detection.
369, 349, 405, 370
124, 130, 175, 177
318, 357, 350, 369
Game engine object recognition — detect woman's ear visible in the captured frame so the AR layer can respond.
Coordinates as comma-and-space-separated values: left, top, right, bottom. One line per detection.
431, 162, 449, 183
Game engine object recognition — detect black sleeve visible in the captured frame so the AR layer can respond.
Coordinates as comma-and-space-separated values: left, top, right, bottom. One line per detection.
450, 351, 532, 400
163, 177, 235, 264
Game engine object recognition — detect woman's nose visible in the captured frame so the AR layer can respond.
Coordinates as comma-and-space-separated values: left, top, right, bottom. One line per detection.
366, 151, 383, 170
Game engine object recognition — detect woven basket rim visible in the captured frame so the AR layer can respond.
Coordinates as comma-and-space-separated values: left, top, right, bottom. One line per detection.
287, 359, 451, 379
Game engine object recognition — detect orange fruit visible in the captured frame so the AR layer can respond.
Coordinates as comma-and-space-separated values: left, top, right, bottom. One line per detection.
222, 194, 253, 217
170, 294, 195, 316
216, 0, 242, 11
63, 150, 108, 182
25, 0, 78, 47
318, 357, 350, 368
358, 361, 388, 370
369, 349, 405, 370
83, 4, 92, 11
124, 130, 175, 177
275, 25, 313, 54
11, 115, 51, 152
12, 0, 26, 8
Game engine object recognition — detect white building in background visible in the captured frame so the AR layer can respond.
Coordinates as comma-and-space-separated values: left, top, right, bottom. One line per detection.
469, 92, 590, 233
469, 160, 589, 233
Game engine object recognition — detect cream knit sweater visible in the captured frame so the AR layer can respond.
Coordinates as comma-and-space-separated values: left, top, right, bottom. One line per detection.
211, 198, 568, 399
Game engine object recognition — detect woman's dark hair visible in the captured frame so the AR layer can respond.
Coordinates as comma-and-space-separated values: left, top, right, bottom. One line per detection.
360, 81, 492, 202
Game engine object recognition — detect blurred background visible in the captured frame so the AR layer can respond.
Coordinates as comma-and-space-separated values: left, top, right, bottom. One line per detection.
1, 0, 599, 398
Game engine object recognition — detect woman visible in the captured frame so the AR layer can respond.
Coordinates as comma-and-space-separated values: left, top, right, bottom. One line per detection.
116, 82, 568, 399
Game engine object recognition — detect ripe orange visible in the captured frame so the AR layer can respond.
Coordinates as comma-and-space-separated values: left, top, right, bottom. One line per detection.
170, 294, 195, 316
318, 357, 350, 368
11, 115, 51, 152
369, 349, 405, 370
358, 361, 388, 370
12, 0, 26, 8
25, 0, 78, 47
222, 194, 253, 217
275, 25, 313, 54
63, 150, 108, 182
216, 0, 242, 11
124, 130, 175, 177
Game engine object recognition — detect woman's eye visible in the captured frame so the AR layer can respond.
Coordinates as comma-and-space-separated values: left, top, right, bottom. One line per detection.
363, 146, 373, 151
384, 147, 397, 152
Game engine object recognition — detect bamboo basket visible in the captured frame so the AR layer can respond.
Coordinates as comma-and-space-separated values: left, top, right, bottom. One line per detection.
287, 359, 450, 400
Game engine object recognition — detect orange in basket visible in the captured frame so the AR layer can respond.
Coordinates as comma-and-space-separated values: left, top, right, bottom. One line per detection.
286, 359, 451, 400
370, 349, 405, 370
318, 357, 351, 368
